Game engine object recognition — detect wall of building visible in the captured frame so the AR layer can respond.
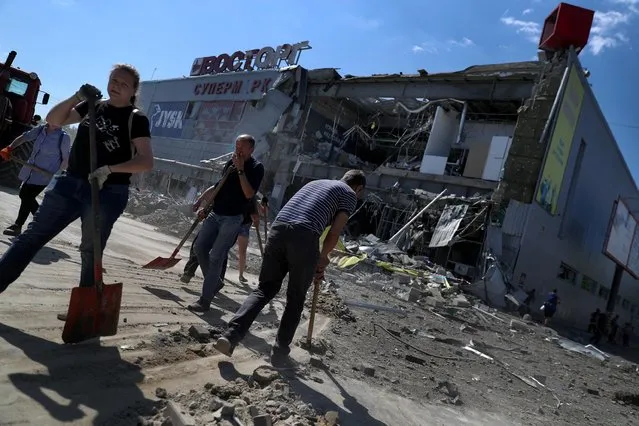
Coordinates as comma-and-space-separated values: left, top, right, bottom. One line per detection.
138, 70, 283, 166
514, 58, 639, 327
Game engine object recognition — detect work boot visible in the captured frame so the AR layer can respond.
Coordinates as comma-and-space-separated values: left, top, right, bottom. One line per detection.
180, 274, 193, 284
214, 336, 236, 357
187, 300, 210, 312
3, 224, 21, 236
238, 275, 248, 284
270, 348, 293, 368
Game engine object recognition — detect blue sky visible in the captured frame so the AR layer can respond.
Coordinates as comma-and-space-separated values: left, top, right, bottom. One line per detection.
2, 0, 639, 178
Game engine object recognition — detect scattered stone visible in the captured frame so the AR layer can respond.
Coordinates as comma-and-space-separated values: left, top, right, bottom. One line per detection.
406, 287, 422, 302
165, 401, 196, 426
248, 405, 260, 417
253, 414, 273, 426
586, 388, 600, 396
324, 410, 340, 426
253, 366, 281, 387
155, 387, 168, 399
188, 325, 210, 342
406, 354, 427, 365
209, 398, 223, 411
360, 363, 376, 377
310, 356, 325, 368
220, 402, 235, 416
452, 294, 471, 308
509, 320, 531, 333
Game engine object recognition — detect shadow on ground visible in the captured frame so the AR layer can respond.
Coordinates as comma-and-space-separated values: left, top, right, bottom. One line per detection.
0, 323, 158, 425
142, 285, 276, 357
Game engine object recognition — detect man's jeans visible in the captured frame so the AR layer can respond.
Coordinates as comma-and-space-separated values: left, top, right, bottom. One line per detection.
0, 174, 129, 293
184, 232, 238, 281
225, 222, 319, 353
194, 212, 243, 306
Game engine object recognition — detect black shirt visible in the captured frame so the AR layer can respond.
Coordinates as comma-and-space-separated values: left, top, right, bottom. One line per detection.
213, 157, 264, 216
67, 101, 151, 186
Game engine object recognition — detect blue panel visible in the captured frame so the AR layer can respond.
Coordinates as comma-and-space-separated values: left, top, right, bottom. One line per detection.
148, 101, 188, 138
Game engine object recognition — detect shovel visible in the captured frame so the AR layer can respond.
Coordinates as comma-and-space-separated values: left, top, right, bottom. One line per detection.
62, 94, 123, 344
306, 277, 322, 348
142, 168, 232, 270
11, 157, 54, 177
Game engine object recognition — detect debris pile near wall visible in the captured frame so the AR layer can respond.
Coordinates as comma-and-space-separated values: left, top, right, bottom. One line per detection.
125, 190, 195, 237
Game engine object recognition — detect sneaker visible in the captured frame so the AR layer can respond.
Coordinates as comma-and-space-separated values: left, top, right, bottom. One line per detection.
180, 274, 193, 284
187, 300, 210, 312
3, 224, 21, 236
57, 313, 67, 321
238, 275, 248, 284
214, 336, 236, 357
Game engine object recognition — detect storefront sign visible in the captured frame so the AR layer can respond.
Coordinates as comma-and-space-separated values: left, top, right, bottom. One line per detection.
149, 101, 187, 138
193, 77, 273, 97
190, 41, 310, 76
535, 65, 585, 215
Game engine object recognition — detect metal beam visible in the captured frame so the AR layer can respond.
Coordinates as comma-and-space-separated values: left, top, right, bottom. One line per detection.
307, 80, 535, 101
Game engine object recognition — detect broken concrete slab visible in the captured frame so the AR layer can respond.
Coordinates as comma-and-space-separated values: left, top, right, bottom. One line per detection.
509, 319, 532, 333
166, 401, 196, 426
253, 413, 274, 426
452, 294, 471, 308
252, 366, 281, 387
188, 324, 210, 342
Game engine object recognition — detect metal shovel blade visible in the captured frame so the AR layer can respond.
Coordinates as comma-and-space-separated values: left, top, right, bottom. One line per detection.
142, 256, 182, 270
61, 282, 123, 344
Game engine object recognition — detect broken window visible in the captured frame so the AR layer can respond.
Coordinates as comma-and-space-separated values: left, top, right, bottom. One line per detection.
557, 262, 577, 284
581, 275, 597, 294
599, 286, 610, 300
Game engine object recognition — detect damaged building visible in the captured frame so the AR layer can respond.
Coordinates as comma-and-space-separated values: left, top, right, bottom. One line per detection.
136, 3, 639, 328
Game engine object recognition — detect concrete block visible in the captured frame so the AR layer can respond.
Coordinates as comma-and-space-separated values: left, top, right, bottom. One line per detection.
253, 414, 273, 426
189, 325, 210, 342
509, 319, 531, 333
452, 295, 471, 308
166, 401, 196, 426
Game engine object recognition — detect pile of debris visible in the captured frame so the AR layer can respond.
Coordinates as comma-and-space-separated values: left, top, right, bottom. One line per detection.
125, 190, 195, 237
142, 366, 341, 426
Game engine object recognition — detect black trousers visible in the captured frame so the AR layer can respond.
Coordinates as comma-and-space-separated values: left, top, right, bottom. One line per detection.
225, 222, 319, 353
15, 183, 47, 227
183, 230, 237, 282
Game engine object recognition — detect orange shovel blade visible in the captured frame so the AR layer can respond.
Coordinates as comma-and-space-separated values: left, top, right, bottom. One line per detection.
142, 256, 182, 270
61, 282, 123, 344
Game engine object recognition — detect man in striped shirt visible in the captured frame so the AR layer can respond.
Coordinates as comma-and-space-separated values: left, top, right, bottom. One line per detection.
214, 169, 366, 362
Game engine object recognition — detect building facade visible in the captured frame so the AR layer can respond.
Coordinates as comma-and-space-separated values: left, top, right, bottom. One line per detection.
134, 4, 639, 328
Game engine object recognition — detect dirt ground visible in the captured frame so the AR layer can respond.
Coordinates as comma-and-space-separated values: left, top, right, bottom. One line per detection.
1, 187, 639, 426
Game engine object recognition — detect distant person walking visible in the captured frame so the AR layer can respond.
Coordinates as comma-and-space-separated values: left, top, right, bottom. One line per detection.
0, 122, 71, 236
541, 289, 559, 326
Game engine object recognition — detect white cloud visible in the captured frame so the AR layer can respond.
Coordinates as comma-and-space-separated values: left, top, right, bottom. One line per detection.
500, 16, 541, 43
347, 16, 382, 30
522, 8, 533, 15
411, 42, 439, 54
448, 37, 475, 47
589, 9, 634, 55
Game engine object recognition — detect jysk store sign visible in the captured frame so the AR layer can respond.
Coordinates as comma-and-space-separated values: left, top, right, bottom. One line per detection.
536, 65, 585, 215
148, 101, 187, 138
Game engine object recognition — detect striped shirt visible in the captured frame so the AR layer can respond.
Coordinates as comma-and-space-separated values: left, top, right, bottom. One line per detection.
275, 179, 357, 235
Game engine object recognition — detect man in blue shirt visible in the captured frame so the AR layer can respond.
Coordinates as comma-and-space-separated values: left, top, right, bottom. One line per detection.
0, 123, 71, 236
